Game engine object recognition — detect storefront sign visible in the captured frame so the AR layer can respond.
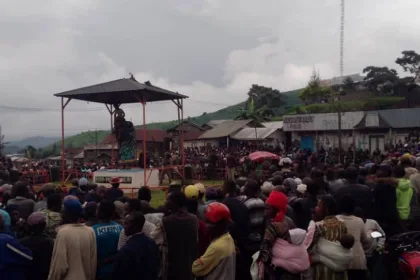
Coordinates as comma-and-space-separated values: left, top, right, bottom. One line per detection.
283, 111, 364, 131
283, 115, 315, 130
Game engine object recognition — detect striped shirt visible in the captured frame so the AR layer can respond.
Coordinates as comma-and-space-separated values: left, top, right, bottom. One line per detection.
117, 220, 156, 250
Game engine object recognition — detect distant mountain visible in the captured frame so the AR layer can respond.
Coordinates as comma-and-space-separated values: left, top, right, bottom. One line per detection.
3, 145, 21, 155
8, 136, 60, 149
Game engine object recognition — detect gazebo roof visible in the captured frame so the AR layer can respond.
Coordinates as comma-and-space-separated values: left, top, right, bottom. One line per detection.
54, 77, 188, 104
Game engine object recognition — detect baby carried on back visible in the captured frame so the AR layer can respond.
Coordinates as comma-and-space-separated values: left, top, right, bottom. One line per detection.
271, 228, 310, 273
311, 234, 355, 272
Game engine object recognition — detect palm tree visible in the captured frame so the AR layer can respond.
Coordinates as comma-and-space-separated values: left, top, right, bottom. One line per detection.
235, 98, 271, 143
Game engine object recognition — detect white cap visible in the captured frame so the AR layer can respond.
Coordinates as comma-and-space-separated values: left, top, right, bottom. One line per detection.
297, 184, 307, 194
279, 157, 292, 166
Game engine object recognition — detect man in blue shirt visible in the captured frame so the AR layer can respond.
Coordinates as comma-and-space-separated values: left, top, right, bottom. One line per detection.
0, 214, 33, 280
91, 200, 123, 280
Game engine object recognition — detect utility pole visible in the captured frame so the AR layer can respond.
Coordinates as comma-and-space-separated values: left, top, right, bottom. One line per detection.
95, 128, 98, 157
0, 125, 3, 156
338, 0, 345, 163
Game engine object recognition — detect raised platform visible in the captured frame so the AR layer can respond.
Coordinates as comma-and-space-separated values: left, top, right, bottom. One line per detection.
92, 168, 160, 192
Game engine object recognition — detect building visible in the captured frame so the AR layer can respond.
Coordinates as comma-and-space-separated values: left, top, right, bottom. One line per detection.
167, 120, 206, 148
231, 128, 282, 146
229, 121, 284, 147
81, 129, 169, 162
83, 144, 117, 162
282, 108, 420, 152
198, 119, 263, 147
320, 73, 364, 87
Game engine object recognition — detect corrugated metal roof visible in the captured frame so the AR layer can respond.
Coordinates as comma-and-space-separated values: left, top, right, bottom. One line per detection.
231, 128, 278, 140
167, 120, 204, 132
73, 151, 84, 159
102, 129, 167, 144
54, 78, 188, 104
262, 121, 284, 130
376, 108, 420, 128
205, 120, 231, 128
354, 112, 391, 129
199, 120, 258, 139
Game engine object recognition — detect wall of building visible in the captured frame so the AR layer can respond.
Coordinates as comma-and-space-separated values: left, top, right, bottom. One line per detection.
291, 129, 414, 152
283, 111, 365, 132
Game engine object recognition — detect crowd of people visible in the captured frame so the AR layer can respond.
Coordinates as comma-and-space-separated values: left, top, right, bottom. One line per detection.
1, 149, 420, 279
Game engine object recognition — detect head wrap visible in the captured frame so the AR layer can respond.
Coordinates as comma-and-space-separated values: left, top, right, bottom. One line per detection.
297, 184, 307, 194
184, 185, 199, 199
266, 191, 288, 222
279, 157, 292, 167
283, 178, 298, 196
261, 181, 274, 196
27, 212, 46, 226
205, 187, 219, 200
78, 178, 88, 186
63, 199, 83, 218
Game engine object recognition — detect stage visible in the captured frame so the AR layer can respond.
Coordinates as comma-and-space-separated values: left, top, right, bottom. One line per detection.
93, 168, 160, 192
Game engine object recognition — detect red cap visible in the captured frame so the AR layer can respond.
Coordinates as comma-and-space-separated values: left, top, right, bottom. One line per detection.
110, 177, 121, 184
205, 202, 232, 223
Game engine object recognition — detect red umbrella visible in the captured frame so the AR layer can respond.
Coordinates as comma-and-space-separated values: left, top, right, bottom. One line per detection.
241, 151, 280, 163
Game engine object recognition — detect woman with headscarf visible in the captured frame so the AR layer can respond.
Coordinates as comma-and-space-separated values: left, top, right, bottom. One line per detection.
283, 178, 298, 206
308, 195, 349, 280
257, 191, 294, 279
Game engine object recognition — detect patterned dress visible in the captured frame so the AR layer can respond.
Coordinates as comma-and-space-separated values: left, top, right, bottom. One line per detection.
259, 221, 302, 280
310, 216, 348, 280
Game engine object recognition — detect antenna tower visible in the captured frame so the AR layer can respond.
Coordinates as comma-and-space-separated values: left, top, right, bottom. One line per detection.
340, 0, 345, 80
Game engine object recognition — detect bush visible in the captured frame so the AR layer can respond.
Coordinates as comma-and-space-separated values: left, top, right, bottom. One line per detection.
299, 97, 405, 114
363, 97, 404, 110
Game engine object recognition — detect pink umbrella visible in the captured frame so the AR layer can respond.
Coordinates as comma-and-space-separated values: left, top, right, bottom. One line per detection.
241, 151, 280, 163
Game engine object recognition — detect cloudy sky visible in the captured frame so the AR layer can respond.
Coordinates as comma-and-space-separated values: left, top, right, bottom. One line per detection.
1, 0, 420, 140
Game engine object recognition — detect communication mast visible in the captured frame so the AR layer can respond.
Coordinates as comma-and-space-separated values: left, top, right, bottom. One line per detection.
340, 0, 345, 80
337, 0, 345, 162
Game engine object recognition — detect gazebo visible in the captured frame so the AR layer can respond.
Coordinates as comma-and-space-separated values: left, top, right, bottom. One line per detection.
54, 76, 188, 184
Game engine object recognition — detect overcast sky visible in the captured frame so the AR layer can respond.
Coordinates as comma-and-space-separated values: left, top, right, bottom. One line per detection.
1, 0, 420, 140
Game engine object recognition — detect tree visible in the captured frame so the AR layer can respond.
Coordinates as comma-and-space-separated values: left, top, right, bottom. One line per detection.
52, 143, 57, 154
26, 145, 37, 158
299, 70, 332, 103
0, 135, 6, 156
246, 84, 285, 111
396, 50, 420, 82
363, 66, 399, 95
236, 98, 271, 141
343, 76, 355, 90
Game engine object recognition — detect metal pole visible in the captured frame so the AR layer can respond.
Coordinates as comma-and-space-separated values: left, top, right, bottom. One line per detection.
110, 104, 114, 166
142, 99, 147, 185
180, 98, 185, 179
177, 100, 181, 150
61, 97, 65, 182
338, 97, 342, 163
338, 0, 345, 164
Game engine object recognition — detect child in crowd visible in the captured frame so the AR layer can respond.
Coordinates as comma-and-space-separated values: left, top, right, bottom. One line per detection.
311, 234, 355, 272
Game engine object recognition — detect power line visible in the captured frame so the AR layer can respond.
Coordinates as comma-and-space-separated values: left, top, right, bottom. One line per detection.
0, 98, 234, 113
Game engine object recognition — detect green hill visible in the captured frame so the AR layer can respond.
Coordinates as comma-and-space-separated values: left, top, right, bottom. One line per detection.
43, 89, 301, 152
